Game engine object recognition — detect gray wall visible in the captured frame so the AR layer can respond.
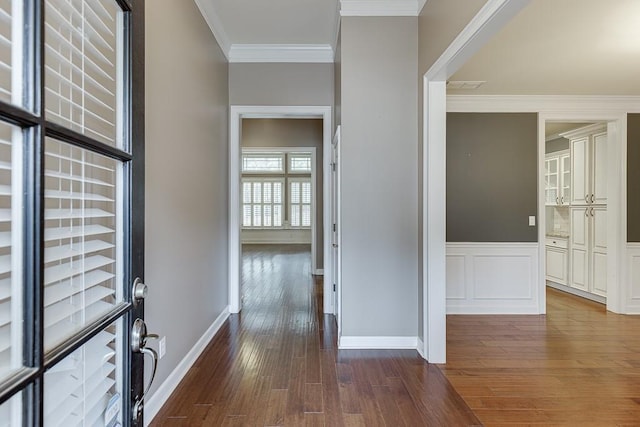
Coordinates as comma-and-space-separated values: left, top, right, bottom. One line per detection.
417, 0, 486, 339
628, 114, 640, 242
242, 119, 324, 268
145, 0, 229, 399
229, 63, 334, 106
447, 113, 538, 242
546, 136, 569, 153
341, 16, 418, 337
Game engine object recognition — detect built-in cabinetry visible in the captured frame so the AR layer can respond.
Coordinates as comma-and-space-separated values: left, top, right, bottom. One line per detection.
545, 150, 570, 206
564, 124, 607, 299
545, 236, 568, 285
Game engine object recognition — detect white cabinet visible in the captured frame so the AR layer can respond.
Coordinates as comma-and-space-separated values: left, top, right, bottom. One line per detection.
545, 151, 570, 206
570, 205, 606, 296
567, 125, 607, 205
560, 123, 607, 300
545, 237, 568, 285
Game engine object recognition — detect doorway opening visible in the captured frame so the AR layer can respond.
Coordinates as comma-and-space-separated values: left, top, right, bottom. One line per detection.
229, 106, 334, 316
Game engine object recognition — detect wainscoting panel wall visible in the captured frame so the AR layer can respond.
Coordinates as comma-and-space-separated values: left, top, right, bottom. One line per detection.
626, 243, 640, 314
446, 243, 541, 314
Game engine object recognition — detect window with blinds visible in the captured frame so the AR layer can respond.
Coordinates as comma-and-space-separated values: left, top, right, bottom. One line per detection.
0, 391, 22, 427
290, 179, 311, 228
242, 179, 284, 228
0, 0, 24, 107
0, 120, 23, 382
44, 0, 123, 147
43, 138, 122, 351
44, 320, 123, 427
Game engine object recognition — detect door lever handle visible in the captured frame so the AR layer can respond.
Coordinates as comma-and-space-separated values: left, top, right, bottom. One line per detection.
131, 318, 159, 421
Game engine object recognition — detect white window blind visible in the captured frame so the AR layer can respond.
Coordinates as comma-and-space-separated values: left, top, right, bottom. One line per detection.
0, 392, 22, 427
288, 152, 312, 173
43, 138, 122, 351
0, 120, 23, 383
45, 0, 123, 147
290, 179, 311, 228
0, 0, 25, 107
44, 320, 122, 427
242, 153, 284, 173
242, 179, 283, 228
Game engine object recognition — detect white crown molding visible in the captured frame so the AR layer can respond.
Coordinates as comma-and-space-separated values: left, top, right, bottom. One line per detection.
228, 44, 334, 63
559, 122, 607, 139
340, 0, 420, 16
447, 95, 640, 113
193, 0, 231, 59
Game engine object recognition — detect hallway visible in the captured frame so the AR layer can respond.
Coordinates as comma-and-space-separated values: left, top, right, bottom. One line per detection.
150, 245, 479, 426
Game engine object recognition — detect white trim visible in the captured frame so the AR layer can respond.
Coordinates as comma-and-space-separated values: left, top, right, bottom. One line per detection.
559, 122, 607, 139
229, 106, 333, 315
340, 0, 420, 16
313, 269, 324, 275
193, 0, 231, 59
447, 95, 640, 113
422, 0, 531, 364
339, 336, 418, 349
446, 242, 541, 315
144, 307, 230, 426
228, 44, 334, 63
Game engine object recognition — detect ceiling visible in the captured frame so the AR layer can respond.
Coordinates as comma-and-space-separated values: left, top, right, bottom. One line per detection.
449, 0, 640, 95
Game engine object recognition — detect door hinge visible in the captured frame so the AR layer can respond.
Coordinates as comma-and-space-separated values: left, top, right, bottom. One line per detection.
332, 162, 336, 172
333, 284, 336, 292
333, 223, 336, 232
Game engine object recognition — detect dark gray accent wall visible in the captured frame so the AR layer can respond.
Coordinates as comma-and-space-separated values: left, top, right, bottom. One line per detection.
546, 137, 569, 153
628, 114, 640, 242
447, 113, 538, 242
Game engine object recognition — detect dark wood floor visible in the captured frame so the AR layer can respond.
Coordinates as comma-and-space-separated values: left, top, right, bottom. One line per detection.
150, 244, 480, 426
442, 287, 640, 426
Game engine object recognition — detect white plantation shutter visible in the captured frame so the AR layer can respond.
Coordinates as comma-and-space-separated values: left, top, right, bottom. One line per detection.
44, 321, 122, 427
43, 138, 122, 351
45, 0, 123, 147
289, 179, 312, 228
242, 178, 284, 228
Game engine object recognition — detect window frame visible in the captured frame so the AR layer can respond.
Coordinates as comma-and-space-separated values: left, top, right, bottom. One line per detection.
241, 152, 285, 174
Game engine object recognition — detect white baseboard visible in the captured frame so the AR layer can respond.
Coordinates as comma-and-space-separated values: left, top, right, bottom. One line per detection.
313, 269, 324, 275
339, 336, 418, 349
446, 242, 541, 314
417, 337, 425, 359
144, 306, 230, 426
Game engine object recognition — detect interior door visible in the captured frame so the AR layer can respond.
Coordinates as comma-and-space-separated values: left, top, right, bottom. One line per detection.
0, 1, 148, 426
331, 127, 341, 332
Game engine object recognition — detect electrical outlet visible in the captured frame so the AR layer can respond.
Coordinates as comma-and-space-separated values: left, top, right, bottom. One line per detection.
159, 336, 166, 359
529, 215, 536, 226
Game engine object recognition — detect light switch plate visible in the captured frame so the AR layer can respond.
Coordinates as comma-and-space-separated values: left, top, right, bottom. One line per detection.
529, 215, 536, 226
159, 336, 166, 359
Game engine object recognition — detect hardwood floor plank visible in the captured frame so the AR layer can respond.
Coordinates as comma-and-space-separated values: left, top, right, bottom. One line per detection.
150, 245, 480, 427
442, 287, 640, 426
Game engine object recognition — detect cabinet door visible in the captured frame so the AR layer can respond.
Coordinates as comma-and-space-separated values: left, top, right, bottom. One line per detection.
545, 157, 559, 205
590, 206, 607, 296
570, 207, 589, 291
546, 247, 567, 285
560, 153, 571, 205
571, 136, 589, 205
592, 132, 607, 204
